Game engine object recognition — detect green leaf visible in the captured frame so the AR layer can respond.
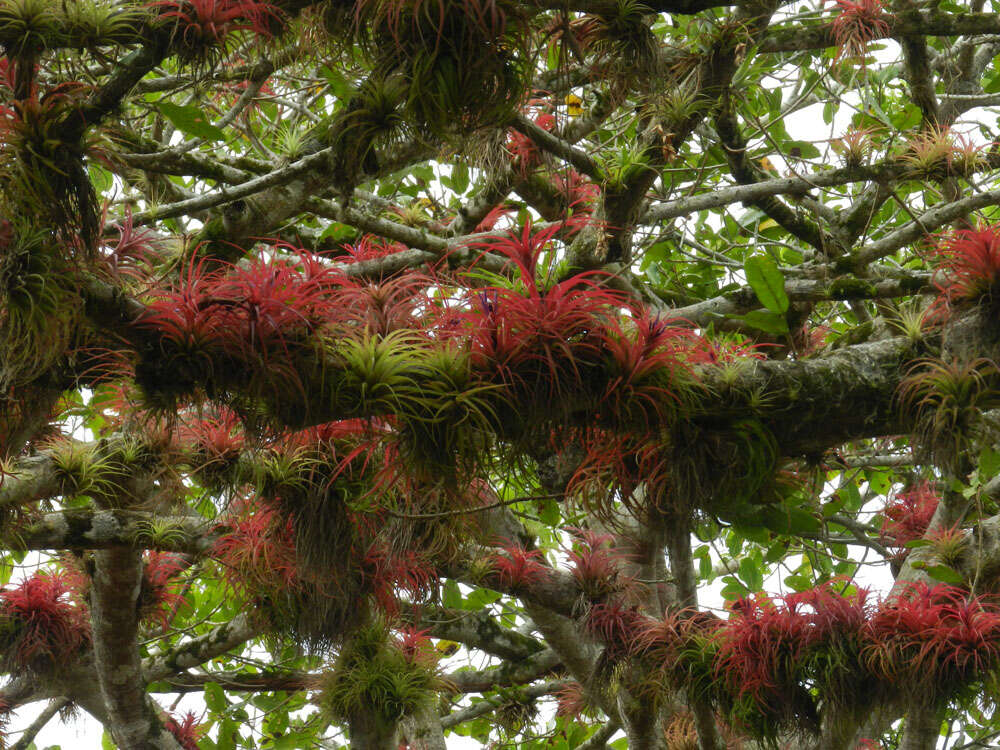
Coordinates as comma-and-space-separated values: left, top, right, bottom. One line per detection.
538, 498, 561, 526
784, 141, 821, 159
89, 166, 113, 195
745, 254, 789, 313
923, 564, 965, 585
321, 66, 354, 101
979, 447, 1000, 479
442, 578, 463, 609
204, 681, 228, 712
739, 556, 764, 591
759, 506, 821, 534
319, 222, 356, 243
451, 163, 470, 194
784, 574, 812, 591
464, 587, 501, 610
735, 309, 789, 334
101, 733, 116, 750
157, 102, 226, 141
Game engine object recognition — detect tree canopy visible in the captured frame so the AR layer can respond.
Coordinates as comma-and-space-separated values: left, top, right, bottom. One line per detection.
5, 0, 1000, 748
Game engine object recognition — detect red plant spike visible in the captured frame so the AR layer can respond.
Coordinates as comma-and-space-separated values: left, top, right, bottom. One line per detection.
180, 409, 245, 462
507, 110, 556, 175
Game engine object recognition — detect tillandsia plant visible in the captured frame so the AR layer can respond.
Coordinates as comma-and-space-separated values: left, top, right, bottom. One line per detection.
12, 1, 1000, 748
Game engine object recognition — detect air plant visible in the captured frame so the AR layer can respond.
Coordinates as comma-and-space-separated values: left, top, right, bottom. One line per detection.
460, 274, 626, 420
900, 127, 964, 181
897, 358, 1000, 476
61, 0, 146, 49
879, 481, 939, 560
648, 82, 702, 132
829, 0, 891, 63
332, 330, 428, 416
137, 252, 342, 411
128, 518, 194, 550
585, 599, 645, 658
332, 272, 431, 336
361, 544, 438, 615
391, 345, 502, 482
886, 297, 935, 343
832, 125, 876, 167
0, 0, 61, 58
178, 409, 245, 487
598, 312, 693, 429
506, 109, 555, 175
334, 235, 393, 264
567, 529, 631, 600
46, 438, 124, 500
927, 525, 968, 568
930, 223, 1000, 308
550, 170, 602, 217
325, 75, 411, 191
0, 570, 90, 672
213, 505, 301, 599
163, 711, 203, 750
150, 0, 285, 54
713, 593, 820, 734
0, 82, 99, 245
565, 428, 672, 518
102, 207, 164, 281
555, 681, 597, 719
315, 620, 441, 745
0, 218, 80, 384
488, 542, 548, 590
863, 583, 1000, 703
349, 0, 532, 137
213, 503, 371, 648
273, 121, 312, 161
667, 419, 780, 521
570, 0, 659, 76
602, 143, 653, 190
140, 552, 187, 628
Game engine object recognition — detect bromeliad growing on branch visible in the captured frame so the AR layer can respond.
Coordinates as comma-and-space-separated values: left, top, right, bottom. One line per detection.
6, 1, 1000, 749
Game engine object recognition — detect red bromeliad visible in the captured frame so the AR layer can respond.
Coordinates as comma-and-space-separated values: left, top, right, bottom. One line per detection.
931, 224, 1000, 308
879, 481, 939, 559
141, 552, 187, 629
151, 0, 285, 45
830, 0, 891, 62
489, 543, 548, 590
0, 571, 90, 670
164, 711, 204, 750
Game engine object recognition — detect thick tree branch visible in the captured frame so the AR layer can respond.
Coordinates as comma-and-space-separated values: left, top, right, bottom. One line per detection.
90, 546, 184, 749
